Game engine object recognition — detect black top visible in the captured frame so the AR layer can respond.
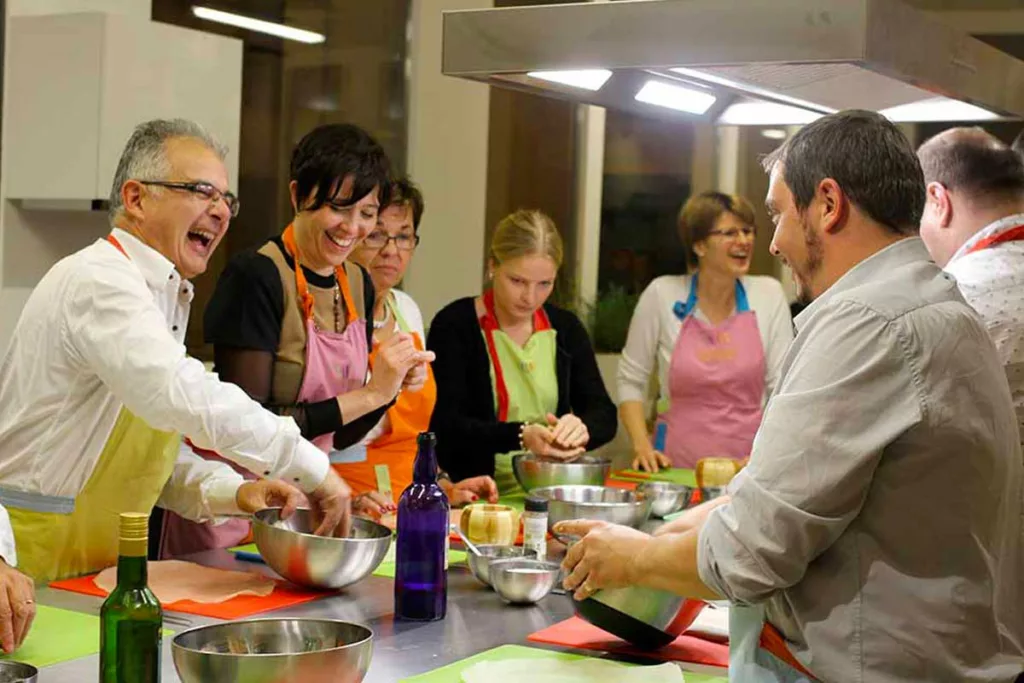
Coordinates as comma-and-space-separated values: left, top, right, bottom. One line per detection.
204, 236, 386, 449
426, 297, 618, 481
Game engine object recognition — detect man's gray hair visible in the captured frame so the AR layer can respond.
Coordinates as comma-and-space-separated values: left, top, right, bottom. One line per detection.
108, 119, 228, 220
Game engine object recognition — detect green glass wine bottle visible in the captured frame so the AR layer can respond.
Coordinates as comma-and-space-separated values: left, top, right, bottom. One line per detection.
100, 512, 162, 683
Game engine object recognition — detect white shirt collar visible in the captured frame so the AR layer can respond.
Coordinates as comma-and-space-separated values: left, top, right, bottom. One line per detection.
109, 227, 187, 293
948, 213, 1024, 265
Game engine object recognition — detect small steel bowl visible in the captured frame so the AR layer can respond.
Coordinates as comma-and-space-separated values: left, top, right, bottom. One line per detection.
0, 661, 38, 683
512, 454, 611, 493
172, 618, 373, 683
638, 481, 695, 518
466, 545, 537, 587
253, 508, 391, 590
489, 558, 560, 605
531, 485, 652, 543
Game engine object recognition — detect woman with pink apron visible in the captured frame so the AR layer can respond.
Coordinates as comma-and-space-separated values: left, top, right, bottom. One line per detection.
658, 274, 765, 468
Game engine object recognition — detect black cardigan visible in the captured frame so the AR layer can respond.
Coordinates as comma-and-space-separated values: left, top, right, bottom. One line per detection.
426, 297, 618, 482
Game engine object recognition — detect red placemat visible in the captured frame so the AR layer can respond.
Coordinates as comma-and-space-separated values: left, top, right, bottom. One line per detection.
528, 616, 729, 668
51, 572, 325, 619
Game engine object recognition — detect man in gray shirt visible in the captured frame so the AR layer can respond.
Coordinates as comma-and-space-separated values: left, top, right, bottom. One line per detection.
558, 110, 1024, 682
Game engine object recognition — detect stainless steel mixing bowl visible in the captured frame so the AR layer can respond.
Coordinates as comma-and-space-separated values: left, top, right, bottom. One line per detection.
531, 485, 652, 543
489, 558, 560, 604
572, 586, 706, 650
253, 508, 391, 590
637, 481, 695, 518
172, 618, 372, 683
0, 661, 37, 683
512, 454, 611, 493
466, 545, 537, 587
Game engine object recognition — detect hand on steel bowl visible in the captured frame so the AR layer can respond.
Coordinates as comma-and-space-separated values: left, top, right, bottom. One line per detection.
555, 519, 652, 601
306, 470, 353, 537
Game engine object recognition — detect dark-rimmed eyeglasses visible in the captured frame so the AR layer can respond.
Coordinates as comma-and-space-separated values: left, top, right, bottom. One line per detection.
362, 230, 419, 251
138, 180, 240, 218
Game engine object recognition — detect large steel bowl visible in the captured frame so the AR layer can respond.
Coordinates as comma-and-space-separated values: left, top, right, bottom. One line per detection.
172, 618, 372, 683
531, 485, 651, 543
0, 661, 37, 683
638, 481, 695, 518
572, 586, 705, 650
512, 454, 611, 493
253, 508, 391, 590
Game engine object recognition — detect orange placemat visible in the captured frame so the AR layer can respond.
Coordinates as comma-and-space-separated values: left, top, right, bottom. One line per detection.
528, 616, 729, 668
51, 572, 325, 619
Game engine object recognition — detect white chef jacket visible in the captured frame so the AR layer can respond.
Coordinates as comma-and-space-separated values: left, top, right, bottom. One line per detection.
0, 228, 329, 566
945, 213, 1024, 449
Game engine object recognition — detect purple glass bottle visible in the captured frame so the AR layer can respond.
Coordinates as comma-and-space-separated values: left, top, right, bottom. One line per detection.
394, 432, 449, 621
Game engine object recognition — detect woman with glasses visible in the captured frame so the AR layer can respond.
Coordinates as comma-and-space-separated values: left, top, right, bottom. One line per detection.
619, 191, 793, 472
339, 178, 499, 511
158, 124, 432, 557
428, 210, 617, 496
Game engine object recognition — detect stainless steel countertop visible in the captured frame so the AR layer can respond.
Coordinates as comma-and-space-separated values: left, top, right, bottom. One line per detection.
35, 543, 728, 682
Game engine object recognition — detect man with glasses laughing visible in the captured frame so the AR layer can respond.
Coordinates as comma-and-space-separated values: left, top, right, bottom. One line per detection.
0, 120, 354, 613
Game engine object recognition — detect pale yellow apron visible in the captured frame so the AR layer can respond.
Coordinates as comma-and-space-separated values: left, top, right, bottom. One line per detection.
0, 233, 182, 583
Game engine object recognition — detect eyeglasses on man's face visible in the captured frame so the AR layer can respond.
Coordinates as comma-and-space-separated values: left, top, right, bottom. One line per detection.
138, 180, 240, 218
362, 230, 419, 251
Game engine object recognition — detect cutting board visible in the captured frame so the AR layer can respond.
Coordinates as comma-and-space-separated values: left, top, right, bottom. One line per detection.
528, 617, 729, 668
399, 644, 727, 682
0, 605, 101, 669
51, 568, 324, 619
611, 468, 697, 486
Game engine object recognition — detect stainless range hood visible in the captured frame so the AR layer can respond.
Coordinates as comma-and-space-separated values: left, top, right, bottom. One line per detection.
442, 0, 1024, 124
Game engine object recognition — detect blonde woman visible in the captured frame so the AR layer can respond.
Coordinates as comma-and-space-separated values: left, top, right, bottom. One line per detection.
428, 210, 617, 495
618, 192, 793, 473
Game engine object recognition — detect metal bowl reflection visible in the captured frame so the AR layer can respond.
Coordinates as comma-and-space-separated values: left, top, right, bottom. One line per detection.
172, 618, 372, 683
466, 545, 537, 587
637, 481, 695, 518
0, 661, 38, 683
512, 454, 611, 493
531, 485, 652, 543
253, 508, 391, 590
489, 558, 560, 604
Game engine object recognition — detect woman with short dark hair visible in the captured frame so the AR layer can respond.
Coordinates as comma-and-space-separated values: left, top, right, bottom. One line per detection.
618, 191, 793, 472
159, 124, 431, 556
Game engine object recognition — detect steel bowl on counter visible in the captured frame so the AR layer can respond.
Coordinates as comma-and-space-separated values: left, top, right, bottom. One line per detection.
253, 508, 391, 590
637, 481, 695, 518
571, 586, 706, 650
0, 661, 38, 683
466, 545, 537, 587
531, 485, 652, 543
700, 486, 727, 503
512, 453, 611, 493
489, 558, 561, 605
172, 618, 372, 683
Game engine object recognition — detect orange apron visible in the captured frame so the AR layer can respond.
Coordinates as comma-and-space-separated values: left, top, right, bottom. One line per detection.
333, 293, 436, 501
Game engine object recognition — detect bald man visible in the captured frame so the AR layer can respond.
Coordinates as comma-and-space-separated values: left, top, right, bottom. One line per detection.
918, 127, 1024, 447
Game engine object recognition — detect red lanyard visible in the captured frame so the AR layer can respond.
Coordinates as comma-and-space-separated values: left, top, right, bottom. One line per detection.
478, 289, 551, 422
964, 224, 1024, 256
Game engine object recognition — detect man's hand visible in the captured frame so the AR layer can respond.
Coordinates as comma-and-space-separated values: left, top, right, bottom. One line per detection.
446, 476, 499, 507
0, 560, 34, 654
353, 491, 396, 519
307, 469, 353, 537
522, 424, 585, 462
556, 520, 651, 601
236, 480, 308, 519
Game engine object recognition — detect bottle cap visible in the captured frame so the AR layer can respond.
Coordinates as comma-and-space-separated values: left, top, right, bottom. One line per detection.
119, 512, 149, 541
525, 496, 548, 513
417, 432, 437, 448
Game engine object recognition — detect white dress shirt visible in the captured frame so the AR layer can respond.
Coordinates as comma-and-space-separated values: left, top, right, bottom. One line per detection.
698, 239, 1024, 682
0, 228, 329, 565
945, 213, 1024, 448
617, 274, 793, 406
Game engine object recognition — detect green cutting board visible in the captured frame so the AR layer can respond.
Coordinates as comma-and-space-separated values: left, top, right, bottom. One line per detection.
228, 543, 468, 579
399, 644, 727, 683
613, 468, 697, 486
0, 605, 100, 669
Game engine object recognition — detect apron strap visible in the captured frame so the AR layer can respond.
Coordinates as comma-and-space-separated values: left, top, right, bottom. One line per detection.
964, 223, 1024, 255
105, 234, 130, 259
673, 274, 750, 319
281, 224, 358, 326
386, 292, 412, 334
759, 622, 819, 680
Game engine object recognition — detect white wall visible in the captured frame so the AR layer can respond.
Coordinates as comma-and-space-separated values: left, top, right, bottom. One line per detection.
402, 0, 492, 326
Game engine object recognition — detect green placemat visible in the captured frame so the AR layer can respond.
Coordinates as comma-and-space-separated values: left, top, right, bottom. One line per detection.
612, 468, 697, 486
231, 542, 258, 555
498, 492, 527, 511
399, 644, 727, 682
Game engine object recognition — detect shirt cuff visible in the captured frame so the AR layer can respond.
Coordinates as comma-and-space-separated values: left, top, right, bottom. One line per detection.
279, 440, 330, 494
205, 474, 246, 518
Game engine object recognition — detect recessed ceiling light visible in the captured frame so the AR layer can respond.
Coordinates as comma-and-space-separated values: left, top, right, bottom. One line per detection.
879, 97, 999, 122
527, 69, 613, 91
634, 80, 716, 115
192, 6, 325, 44
719, 101, 823, 126
761, 129, 788, 140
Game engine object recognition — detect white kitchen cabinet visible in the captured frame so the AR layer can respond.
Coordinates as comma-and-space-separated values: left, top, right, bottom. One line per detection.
6, 12, 242, 202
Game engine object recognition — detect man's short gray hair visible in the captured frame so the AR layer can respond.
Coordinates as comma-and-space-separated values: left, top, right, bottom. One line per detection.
108, 119, 228, 220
